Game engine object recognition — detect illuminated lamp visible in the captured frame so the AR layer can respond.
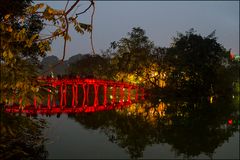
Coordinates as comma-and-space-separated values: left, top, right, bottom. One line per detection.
228, 119, 233, 125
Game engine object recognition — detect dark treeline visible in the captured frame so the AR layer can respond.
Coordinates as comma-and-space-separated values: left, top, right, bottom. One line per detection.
41, 27, 240, 98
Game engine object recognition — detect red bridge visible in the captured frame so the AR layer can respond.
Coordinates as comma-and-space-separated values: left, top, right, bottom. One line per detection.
4, 77, 145, 114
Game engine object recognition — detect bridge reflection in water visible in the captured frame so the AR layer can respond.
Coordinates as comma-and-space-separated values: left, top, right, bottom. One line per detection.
4, 78, 145, 114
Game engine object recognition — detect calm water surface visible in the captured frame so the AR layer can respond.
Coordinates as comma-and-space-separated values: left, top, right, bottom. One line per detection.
42, 114, 239, 159
40, 97, 239, 159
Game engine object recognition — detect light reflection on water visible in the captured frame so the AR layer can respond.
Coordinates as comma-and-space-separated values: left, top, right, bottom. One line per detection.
40, 96, 239, 159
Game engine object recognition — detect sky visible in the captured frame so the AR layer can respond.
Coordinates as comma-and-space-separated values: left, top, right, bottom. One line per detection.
39, 1, 239, 59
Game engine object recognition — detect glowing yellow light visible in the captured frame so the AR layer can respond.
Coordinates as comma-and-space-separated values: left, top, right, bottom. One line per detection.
110, 95, 113, 99
210, 96, 213, 103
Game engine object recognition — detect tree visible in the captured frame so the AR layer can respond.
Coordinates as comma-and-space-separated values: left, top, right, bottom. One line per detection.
108, 27, 156, 85
0, 0, 95, 106
0, 0, 48, 105
165, 29, 231, 96
111, 27, 154, 73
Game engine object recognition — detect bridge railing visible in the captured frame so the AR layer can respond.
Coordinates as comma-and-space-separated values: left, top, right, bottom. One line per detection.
4, 77, 145, 113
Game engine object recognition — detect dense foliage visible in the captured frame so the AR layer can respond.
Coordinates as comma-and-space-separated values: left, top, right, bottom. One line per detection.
67, 27, 239, 97
0, 0, 93, 105
165, 29, 235, 97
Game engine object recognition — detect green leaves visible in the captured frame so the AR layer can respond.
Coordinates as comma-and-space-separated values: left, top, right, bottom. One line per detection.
0, 1, 94, 105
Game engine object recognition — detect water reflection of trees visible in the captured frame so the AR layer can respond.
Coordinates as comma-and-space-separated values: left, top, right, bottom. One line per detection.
0, 111, 48, 160
70, 97, 239, 159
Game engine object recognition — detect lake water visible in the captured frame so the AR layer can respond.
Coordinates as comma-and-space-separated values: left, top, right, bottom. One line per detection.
39, 97, 239, 159
42, 114, 239, 159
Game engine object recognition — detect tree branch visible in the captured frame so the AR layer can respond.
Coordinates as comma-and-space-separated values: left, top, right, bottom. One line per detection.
76, 0, 93, 16
65, 0, 81, 15
64, 0, 70, 12
61, 14, 69, 62
41, 0, 96, 75
90, 0, 96, 55
35, 30, 65, 42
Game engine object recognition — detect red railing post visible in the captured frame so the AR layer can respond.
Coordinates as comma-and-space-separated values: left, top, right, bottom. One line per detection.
82, 84, 86, 106
72, 84, 75, 107
75, 84, 78, 107
94, 84, 99, 106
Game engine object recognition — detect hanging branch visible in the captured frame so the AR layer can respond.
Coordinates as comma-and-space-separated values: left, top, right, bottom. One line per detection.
76, 0, 94, 16
61, 14, 69, 62
41, 0, 95, 75
64, 0, 70, 12
90, 0, 96, 55
65, 0, 81, 15
35, 0, 80, 42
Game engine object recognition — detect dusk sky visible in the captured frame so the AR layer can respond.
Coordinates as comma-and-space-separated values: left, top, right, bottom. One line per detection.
40, 1, 239, 59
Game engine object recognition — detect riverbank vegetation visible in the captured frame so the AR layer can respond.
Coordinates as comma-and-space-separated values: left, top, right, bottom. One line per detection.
66, 27, 239, 99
